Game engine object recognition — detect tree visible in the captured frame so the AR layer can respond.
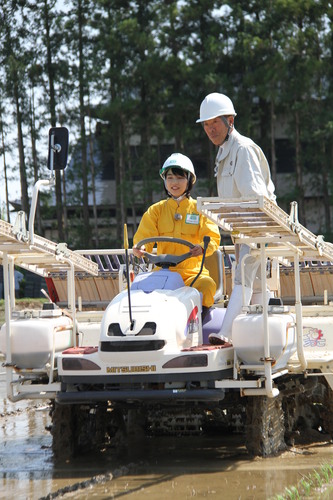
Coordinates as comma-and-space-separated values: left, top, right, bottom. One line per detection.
1, 0, 333, 244
39, 0, 68, 241
0, 105, 11, 222
0, 1, 30, 218
63, 0, 95, 247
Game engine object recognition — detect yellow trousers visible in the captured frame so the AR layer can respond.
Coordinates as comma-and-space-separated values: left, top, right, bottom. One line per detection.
183, 273, 216, 308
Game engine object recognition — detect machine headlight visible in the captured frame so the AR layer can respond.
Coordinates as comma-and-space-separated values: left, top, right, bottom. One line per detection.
163, 354, 208, 368
62, 358, 101, 370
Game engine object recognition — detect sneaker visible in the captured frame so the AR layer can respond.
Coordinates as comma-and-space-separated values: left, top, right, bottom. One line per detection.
208, 333, 231, 346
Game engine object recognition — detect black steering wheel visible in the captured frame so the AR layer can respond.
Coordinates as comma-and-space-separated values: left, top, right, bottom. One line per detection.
135, 236, 195, 268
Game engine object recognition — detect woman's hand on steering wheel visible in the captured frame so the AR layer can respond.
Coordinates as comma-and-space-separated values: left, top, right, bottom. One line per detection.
132, 245, 146, 258
189, 244, 204, 257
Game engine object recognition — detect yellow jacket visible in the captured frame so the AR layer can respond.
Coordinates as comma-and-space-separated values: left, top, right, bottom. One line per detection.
133, 197, 220, 280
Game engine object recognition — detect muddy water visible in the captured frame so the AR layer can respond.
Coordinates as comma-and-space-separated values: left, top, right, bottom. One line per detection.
1, 370, 333, 500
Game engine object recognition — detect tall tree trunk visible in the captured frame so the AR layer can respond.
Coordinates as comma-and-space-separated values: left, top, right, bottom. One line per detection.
29, 86, 42, 234
88, 105, 99, 248
322, 140, 331, 235
139, 80, 153, 207
78, 0, 90, 247
0, 115, 10, 222
62, 173, 68, 242
117, 123, 126, 245
295, 110, 306, 225
124, 131, 137, 237
14, 82, 29, 217
270, 100, 277, 189
58, 113, 68, 242
43, 0, 64, 241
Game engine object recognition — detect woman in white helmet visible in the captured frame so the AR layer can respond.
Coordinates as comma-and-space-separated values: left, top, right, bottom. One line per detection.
133, 152, 220, 310
197, 92, 276, 345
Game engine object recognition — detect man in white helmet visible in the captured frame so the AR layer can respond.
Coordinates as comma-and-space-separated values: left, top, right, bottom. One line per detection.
133, 152, 221, 312
197, 92, 276, 345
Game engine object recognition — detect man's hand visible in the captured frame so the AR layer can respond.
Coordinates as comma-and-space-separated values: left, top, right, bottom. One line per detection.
132, 245, 146, 258
189, 244, 203, 257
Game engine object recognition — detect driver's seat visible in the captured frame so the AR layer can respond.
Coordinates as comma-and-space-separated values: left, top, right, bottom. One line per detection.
131, 269, 185, 292
205, 249, 225, 303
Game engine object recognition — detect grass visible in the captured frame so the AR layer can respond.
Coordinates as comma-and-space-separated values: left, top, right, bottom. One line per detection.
272, 461, 333, 499
0, 298, 47, 326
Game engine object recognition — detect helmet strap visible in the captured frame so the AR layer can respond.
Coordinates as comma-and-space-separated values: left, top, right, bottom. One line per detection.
221, 116, 232, 142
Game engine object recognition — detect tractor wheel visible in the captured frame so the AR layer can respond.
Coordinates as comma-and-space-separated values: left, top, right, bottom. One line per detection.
322, 378, 333, 438
50, 402, 112, 460
50, 402, 75, 460
245, 395, 286, 457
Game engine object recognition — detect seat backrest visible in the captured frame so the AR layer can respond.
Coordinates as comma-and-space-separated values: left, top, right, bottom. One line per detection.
205, 249, 225, 303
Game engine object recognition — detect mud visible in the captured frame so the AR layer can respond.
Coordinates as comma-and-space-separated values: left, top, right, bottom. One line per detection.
1, 370, 333, 500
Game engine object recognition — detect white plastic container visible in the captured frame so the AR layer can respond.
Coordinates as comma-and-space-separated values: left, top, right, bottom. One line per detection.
232, 313, 296, 371
0, 315, 73, 369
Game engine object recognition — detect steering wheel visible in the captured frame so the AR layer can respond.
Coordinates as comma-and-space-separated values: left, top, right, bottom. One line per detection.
135, 236, 195, 268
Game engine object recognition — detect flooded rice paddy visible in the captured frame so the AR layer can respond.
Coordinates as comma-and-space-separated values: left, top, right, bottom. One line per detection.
1, 370, 333, 500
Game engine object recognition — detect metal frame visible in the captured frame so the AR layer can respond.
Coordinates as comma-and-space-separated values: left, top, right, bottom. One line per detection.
0, 201, 98, 400
3, 194, 333, 401
197, 196, 333, 396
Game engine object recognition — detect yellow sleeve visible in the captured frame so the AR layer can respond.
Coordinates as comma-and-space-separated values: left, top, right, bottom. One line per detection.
199, 214, 220, 256
133, 202, 162, 252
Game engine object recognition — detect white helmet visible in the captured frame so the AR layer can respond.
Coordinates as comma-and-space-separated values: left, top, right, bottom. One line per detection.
196, 92, 237, 123
160, 153, 196, 183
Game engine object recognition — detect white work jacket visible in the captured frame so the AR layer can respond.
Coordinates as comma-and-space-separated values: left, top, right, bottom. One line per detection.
215, 129, 276, 201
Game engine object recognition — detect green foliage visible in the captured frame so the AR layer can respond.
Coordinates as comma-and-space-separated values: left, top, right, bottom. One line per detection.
1, 0, 333, 245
